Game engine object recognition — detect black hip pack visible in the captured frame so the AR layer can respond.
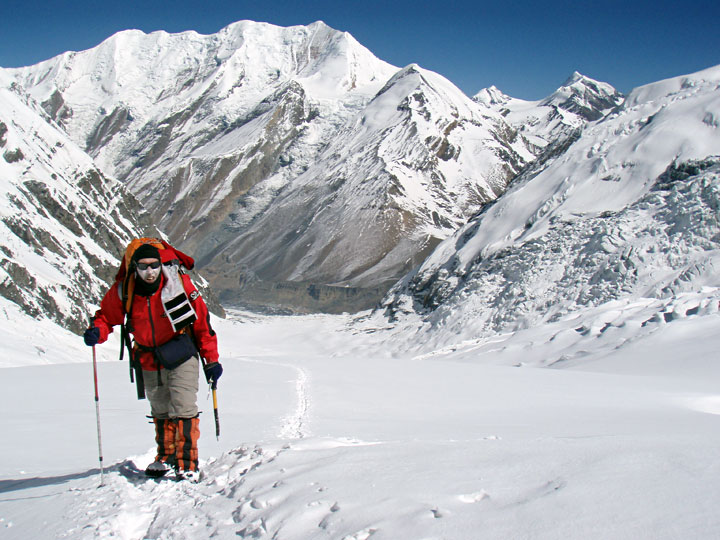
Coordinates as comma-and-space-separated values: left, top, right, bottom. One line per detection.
156, 333, 198, 370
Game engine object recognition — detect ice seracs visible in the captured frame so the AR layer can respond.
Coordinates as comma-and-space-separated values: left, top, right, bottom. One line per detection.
383, 63, 720, 357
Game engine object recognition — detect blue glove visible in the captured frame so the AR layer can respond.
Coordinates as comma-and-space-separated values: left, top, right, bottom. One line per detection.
84, 327, 100, 347
203, 361, 223, 389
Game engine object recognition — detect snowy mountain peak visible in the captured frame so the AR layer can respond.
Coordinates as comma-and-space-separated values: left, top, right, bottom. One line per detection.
373, 64, 444, 106
12, 20, 397, 126
471, 74, 623, 163
562, 70, 588, 85
542, 72, 623, 121
374, 63, 488, 121
378, 63, 422, 88
473, 85, 512, 106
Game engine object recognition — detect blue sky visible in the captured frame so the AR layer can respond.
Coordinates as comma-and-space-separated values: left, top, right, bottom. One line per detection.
2, 0, 719, 100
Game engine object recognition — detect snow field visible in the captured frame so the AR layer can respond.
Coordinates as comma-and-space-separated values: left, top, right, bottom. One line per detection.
2, 306, 720, 538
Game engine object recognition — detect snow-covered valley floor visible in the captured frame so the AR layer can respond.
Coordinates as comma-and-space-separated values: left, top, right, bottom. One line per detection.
2, 305, 720, 539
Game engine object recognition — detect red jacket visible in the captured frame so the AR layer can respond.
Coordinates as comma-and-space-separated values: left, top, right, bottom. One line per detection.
92, 274, 219, 370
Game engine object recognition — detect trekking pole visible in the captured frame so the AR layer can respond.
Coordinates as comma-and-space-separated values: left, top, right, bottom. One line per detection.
92, 345, 105, 486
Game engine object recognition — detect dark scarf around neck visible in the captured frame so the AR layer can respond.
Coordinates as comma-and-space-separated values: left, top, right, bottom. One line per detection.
134, 273, 162, 297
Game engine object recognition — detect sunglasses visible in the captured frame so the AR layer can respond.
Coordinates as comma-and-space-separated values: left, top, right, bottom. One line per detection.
136, 261, 161, 271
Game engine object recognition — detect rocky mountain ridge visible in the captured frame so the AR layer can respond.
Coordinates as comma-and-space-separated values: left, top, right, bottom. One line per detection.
0, 69, 155, 333
474, 71, 624, 154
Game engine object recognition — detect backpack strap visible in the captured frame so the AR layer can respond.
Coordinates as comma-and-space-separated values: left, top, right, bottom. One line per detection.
131, 344, 146, 400
116, 281, 146, 399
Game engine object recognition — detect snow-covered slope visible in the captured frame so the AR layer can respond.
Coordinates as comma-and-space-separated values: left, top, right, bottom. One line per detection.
7, 21, 615, 311
0, 68, 158, 333
384, 64, 720, 353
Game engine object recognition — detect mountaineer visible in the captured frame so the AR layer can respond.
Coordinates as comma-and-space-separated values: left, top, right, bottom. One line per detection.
83, 238, 222, 482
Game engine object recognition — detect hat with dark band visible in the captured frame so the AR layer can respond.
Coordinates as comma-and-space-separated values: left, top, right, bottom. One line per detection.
132, 243, 161, 263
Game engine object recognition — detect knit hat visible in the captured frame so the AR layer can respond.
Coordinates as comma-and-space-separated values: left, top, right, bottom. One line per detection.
132, 243, 161, 263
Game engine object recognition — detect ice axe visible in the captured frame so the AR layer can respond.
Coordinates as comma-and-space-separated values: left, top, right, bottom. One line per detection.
211, 386, 220, 441
201, 357, 220, 440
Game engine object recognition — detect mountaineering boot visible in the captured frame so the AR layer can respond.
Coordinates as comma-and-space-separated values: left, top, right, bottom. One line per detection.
145, 417, 177, 478
145, 459, 173, 478
175, 416, 200, 480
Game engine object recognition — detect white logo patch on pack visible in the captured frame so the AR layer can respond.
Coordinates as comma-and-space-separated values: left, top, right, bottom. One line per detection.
190, 291, 200, 301
160, 262, 198, 332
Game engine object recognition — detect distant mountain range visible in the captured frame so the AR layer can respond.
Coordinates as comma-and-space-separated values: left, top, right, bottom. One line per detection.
6, 21, 622, 313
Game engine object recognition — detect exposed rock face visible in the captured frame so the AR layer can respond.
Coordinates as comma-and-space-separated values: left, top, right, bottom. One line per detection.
86, 106, 133, 152
40, 89, 73, 126
3, 147, 24, 163
0, 70, 223, 334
